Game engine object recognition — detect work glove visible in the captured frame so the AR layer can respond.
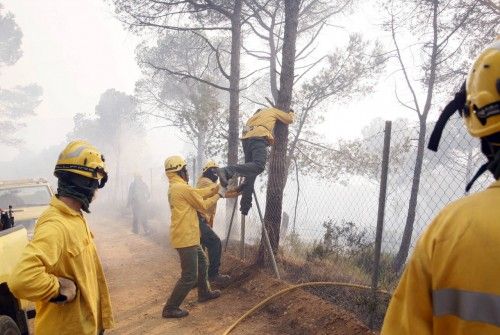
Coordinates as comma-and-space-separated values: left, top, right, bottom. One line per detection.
225, 184, 242, 198
50, 277, 77, 304
218, 186, 227, 198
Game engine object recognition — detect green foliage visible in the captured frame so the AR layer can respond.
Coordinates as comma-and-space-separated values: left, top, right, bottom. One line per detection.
283, 230, 306, 257
135, 32, 227, 159
0, 5, 23, 67
307, 219, 372, 262
0, 6, 43, 146
69, 89, 139, 150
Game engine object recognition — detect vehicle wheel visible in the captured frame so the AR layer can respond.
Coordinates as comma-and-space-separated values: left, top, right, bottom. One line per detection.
0, 315, 21, 335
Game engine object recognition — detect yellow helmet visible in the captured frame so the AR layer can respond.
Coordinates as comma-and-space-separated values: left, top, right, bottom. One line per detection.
202, 160, 219, 173
429, 39, 500, 152
164, 155, 187, 175
54, 140, 108, 187
463, 39, 500, 138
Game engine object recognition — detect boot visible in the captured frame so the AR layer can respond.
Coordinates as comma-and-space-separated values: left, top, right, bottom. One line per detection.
162, 306, 189, 318
198, 289, 221, 303
216, 168, 229, 187
209, 274, 231, 288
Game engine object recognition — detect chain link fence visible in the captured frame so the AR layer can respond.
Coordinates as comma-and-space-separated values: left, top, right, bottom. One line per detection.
222, 116, 494, 330
106, 116, 493, 330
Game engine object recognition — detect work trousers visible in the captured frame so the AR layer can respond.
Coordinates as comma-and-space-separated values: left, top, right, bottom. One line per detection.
199, 217, 222, 278
132, 204, 150, 234
166, 245, 211, 309
225, 138, 268, 215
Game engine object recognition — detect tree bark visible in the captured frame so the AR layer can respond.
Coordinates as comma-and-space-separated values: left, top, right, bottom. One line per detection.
392, 0, 439, 273
225, 0, 242, 229
392, 121, 426, 272
196, 129, 206, 181
227, 0, 242, 167
256, 0, 300, 265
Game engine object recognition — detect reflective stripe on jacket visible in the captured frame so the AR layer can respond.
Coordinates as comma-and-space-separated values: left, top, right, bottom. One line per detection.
381, 180, 500, 334
167, 174, 219, 248
196, 177, 217, 228
241, 107, 294, 144
8, 196, 114, 335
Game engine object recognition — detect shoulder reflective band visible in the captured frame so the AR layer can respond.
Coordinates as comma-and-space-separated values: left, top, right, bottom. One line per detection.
433, 288, 500, 327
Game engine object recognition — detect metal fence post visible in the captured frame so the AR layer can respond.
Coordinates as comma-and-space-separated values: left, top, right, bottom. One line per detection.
224, 199, 238, 252
240, 214, 246, 259
253, 191, 280, 280
369, 120, 392, 328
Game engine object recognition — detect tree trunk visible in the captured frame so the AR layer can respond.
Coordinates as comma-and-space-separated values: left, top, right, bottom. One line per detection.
269, 15, 279, 102
196, 129, 206, 182
256, 0, 300, 265
392, 121, 427, 273
227, 0, 242, 166
392, 0, 439, 274
225, 0, 242, 229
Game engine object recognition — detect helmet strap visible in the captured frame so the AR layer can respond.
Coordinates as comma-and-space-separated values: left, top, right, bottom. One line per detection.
475, 101, 500, 125
428, 82, 466, 152
465, 139, 500, 192
97, 168, 108, 188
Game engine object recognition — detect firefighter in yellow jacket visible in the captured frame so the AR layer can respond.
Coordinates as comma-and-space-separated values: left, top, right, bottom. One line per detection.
217, 107, 294, 215
8, 140, 113, 335
382, 39, 500, 334
197, 160, 238, 287
163, 155, 226, 318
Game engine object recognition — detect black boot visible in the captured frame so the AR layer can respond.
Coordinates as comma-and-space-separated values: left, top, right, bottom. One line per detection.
209, 274, 231, 288
198, 289, 221, 303
162, 306, 189, 318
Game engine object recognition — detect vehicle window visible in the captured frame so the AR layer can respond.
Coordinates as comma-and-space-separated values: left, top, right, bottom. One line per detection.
0, 186, 52, 208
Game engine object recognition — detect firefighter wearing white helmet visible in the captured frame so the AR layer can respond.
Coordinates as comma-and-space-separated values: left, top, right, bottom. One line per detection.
162, 155, 226, 318
8, 140, 114, 335
382, 39, 500, 334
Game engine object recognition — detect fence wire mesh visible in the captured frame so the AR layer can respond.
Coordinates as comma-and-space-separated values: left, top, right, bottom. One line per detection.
222, 116, 493, 330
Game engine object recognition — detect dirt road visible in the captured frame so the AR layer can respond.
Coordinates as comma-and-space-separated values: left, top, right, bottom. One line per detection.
91, 217, 374, 335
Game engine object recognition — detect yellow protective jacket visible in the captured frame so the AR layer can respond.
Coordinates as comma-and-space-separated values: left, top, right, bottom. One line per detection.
196, 176, 217, 228
241, 107, 294, 145
167, 174, 220, 248
381, 180, 500, 335
8, 196, 114, 335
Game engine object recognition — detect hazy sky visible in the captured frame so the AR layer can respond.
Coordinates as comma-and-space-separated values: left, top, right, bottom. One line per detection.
0, 0, 427, 164
0, 0, 190, 164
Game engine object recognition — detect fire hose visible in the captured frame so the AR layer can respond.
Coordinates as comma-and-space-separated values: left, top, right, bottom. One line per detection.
222, 281, 392, 335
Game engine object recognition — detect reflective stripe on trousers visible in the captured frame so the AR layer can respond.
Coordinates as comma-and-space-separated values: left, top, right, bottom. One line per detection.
433, 288, 500, 327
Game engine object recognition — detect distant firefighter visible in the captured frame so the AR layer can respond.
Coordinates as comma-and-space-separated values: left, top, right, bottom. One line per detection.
127, 174, 151, 235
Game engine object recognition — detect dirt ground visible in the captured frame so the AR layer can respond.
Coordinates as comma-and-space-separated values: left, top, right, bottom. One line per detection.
91, 216, 376, 335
